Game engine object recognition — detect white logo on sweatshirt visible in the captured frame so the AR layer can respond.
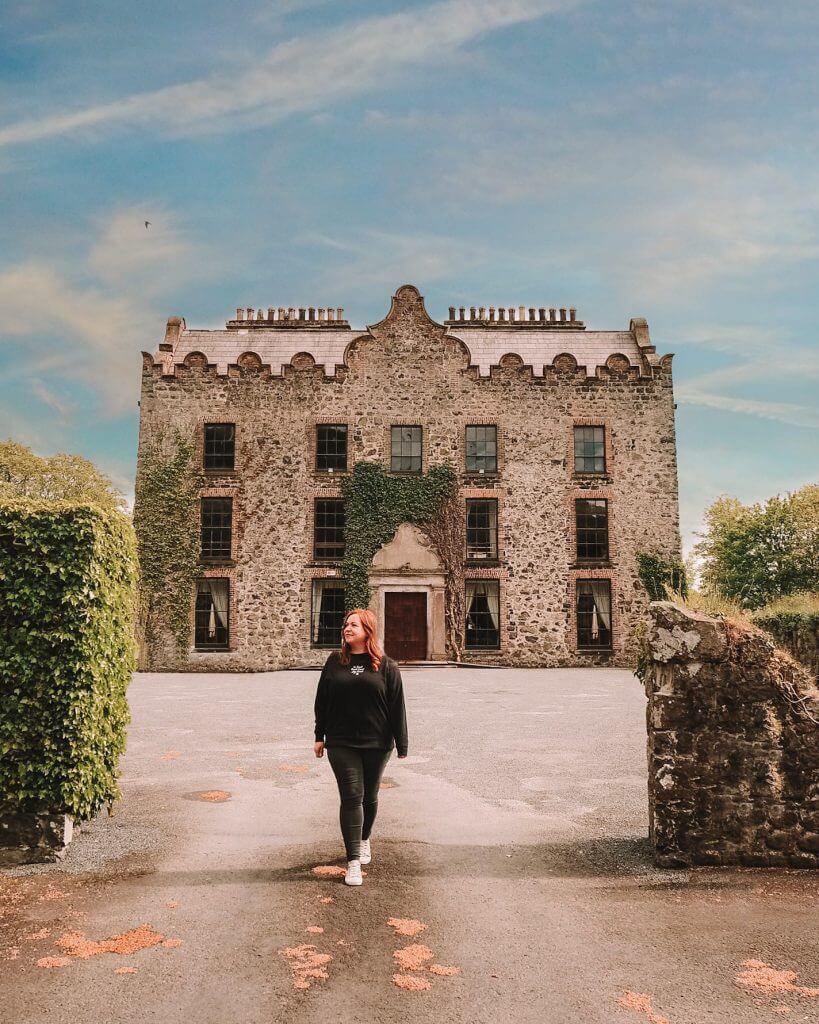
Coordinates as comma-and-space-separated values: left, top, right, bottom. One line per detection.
350, 664, 364, 675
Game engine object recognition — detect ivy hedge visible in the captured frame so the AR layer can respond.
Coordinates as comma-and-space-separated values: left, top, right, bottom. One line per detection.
0, 499, 138, 820
341, 461, 458, 610
636, 552, 688, 602
132, 429, 203, 665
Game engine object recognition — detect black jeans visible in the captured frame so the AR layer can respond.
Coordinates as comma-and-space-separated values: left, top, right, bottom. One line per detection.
326, 745, 392, 861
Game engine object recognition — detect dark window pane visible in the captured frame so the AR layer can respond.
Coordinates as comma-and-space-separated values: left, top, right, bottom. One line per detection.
314, 499, 345, 560
465, 580, 500, 648
195, 579, 230, 650
466, 425, 498, 472
201, 498, 232, 559
573, 425, 606, 473
391, 425, 422, 472
316, 424, 348, 472
575, 498, 608, 560
576, 579, 612, 649
204, 423, 235, 470
466, 499, 498, 559
312, 582, 346, 646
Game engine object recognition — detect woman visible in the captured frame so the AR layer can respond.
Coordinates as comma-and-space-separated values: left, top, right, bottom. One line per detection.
313, 607, 408, 886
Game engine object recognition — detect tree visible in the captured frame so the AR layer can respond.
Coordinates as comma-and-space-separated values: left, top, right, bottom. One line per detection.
693, 483, 819, 609
0, 440, 127, 513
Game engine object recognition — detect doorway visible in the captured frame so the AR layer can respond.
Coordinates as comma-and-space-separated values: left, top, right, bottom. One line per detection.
384, 592, 427, 661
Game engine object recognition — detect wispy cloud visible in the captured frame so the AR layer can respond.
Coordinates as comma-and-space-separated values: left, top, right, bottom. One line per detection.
0, 0, 579, 147
0, 205, 209, 414
676, 388, 819, 429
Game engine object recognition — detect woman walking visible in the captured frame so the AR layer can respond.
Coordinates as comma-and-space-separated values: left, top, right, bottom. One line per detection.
313, 607, 408, 886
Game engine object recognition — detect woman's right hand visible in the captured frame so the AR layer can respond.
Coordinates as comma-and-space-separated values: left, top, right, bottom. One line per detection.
314, 741, 325, 758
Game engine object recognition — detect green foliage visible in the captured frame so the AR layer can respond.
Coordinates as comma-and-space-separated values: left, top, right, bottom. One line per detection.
0, 498, 137, 819
751, 590, 819, 647
341, 461, 459, 610
0, 440, 127, 513
693, 484, 819, 610
132, 429, 203, 663
636, 551, 689, 602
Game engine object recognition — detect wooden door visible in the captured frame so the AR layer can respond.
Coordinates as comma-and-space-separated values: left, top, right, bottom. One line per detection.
384, 592, 427, 661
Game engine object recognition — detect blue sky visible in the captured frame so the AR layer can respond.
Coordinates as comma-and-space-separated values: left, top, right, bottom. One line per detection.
1, 0, 817, 559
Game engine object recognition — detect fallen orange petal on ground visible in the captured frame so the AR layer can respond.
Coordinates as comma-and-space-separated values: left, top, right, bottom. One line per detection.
311, 865, 346, 877
162, 938, 183, 948
161, 751, 181, 760
429, 964, 460, 976
387, 917, 427, 937
38, 887, 68, 902
393, 944, 435, 972
195, 790, 231, 802
166, 900, 179, 909
380, 782, 396, 789
26, 928, 51, 941
306, 926, 324, 934
56, 924, 165, 959
279, 943, 333, 991
393, 973, 432, 991
736, 959, 819, 997
278, 764, 309, 773
618, 989, 671, 1024
318, 896, 335, 904
36, 956, 71, 968
771, 1007, 791, 1014
114, 966, 139, 974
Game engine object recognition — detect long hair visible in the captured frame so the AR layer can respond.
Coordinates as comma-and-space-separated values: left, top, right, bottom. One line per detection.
337, 607, 384, 672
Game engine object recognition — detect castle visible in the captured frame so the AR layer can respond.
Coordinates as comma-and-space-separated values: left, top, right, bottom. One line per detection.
134, 284, 680, 670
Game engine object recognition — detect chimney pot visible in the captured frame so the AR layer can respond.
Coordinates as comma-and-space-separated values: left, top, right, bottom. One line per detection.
328, 308, 335, 321
570, 308, 577, 321
449, 306, 456, 320
337, 307, 343, 321
236, 308, 244, 321
528, 307, 535, 321
459, 307, 465, 320
518, 305, 525, 322
560, 308, 567, 321
499, 307, 507, 322
489, 306, 496, 321
550, 308, 557, 322
538, 308, 546, 321
308, 307, 316, 321
508, 307, 514, 322
278, 307, 286, 319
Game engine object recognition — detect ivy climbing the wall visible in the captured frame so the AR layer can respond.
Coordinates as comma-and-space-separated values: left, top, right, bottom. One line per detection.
636, 552, 688, 602
132, 428, 203, 666
341, 460, 466, 659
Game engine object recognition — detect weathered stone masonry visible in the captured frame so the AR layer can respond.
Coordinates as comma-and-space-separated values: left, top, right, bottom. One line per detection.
643, 602, 819, 868
134, 285, 681, 671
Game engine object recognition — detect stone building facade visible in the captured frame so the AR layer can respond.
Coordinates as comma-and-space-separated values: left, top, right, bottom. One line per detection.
134, 284, 681, 670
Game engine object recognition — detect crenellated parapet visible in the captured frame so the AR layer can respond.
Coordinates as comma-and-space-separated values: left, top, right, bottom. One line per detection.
141, 285, 673, 383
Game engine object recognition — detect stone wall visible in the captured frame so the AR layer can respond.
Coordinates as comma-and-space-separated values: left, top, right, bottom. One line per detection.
642, 602, 819, 868
134, 285, 682, 671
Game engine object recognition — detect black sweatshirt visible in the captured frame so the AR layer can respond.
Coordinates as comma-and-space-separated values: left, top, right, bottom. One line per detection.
314, 650, 408, 756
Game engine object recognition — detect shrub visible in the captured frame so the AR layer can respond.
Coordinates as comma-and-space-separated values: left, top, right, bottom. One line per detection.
0, 498, 137, 820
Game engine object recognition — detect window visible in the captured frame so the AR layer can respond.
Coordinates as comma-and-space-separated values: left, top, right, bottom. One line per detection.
311, 580, 345, 646
316, 425, 348, 472
576, 579, 612, 649
391, 425, 422, 473
575, 498, 608, 561
574, 425, 606, 473
201, 497, 232, 560
195, 579, 230, 650
204, 423, 235, 470
466, 499, 498, 560
465, 425, 498, 473
465, 580, 500, 648
314, 499, 345, 560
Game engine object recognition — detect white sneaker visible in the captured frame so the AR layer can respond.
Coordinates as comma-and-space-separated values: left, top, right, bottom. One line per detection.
344, 859, 363, 886
359, 838, 372, 865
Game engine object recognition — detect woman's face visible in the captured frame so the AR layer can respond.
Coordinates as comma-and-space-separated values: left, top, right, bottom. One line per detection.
343, 614, 367, 647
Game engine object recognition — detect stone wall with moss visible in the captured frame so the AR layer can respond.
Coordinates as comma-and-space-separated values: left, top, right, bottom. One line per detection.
641, 601, 819, 868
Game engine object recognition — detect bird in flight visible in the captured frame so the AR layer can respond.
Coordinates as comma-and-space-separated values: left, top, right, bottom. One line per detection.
144, 221, 151, 229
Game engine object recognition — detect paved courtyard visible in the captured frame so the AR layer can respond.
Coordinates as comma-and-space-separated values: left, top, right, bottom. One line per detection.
2, 666, 818, 1023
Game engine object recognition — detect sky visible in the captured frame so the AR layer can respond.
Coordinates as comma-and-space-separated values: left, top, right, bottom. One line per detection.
1, 0, 817, 560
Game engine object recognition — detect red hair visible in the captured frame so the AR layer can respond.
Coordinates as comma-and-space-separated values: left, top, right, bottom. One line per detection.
338, 607, 384, 672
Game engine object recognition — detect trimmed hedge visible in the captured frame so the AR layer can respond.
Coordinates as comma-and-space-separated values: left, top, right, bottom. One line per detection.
0, 499, 138, 820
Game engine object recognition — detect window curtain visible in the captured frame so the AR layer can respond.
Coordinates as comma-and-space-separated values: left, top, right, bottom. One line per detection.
466, 580, 500, 631
312, 579, 325, 643
577, 580, 611, 639
209, 579, 230, 636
